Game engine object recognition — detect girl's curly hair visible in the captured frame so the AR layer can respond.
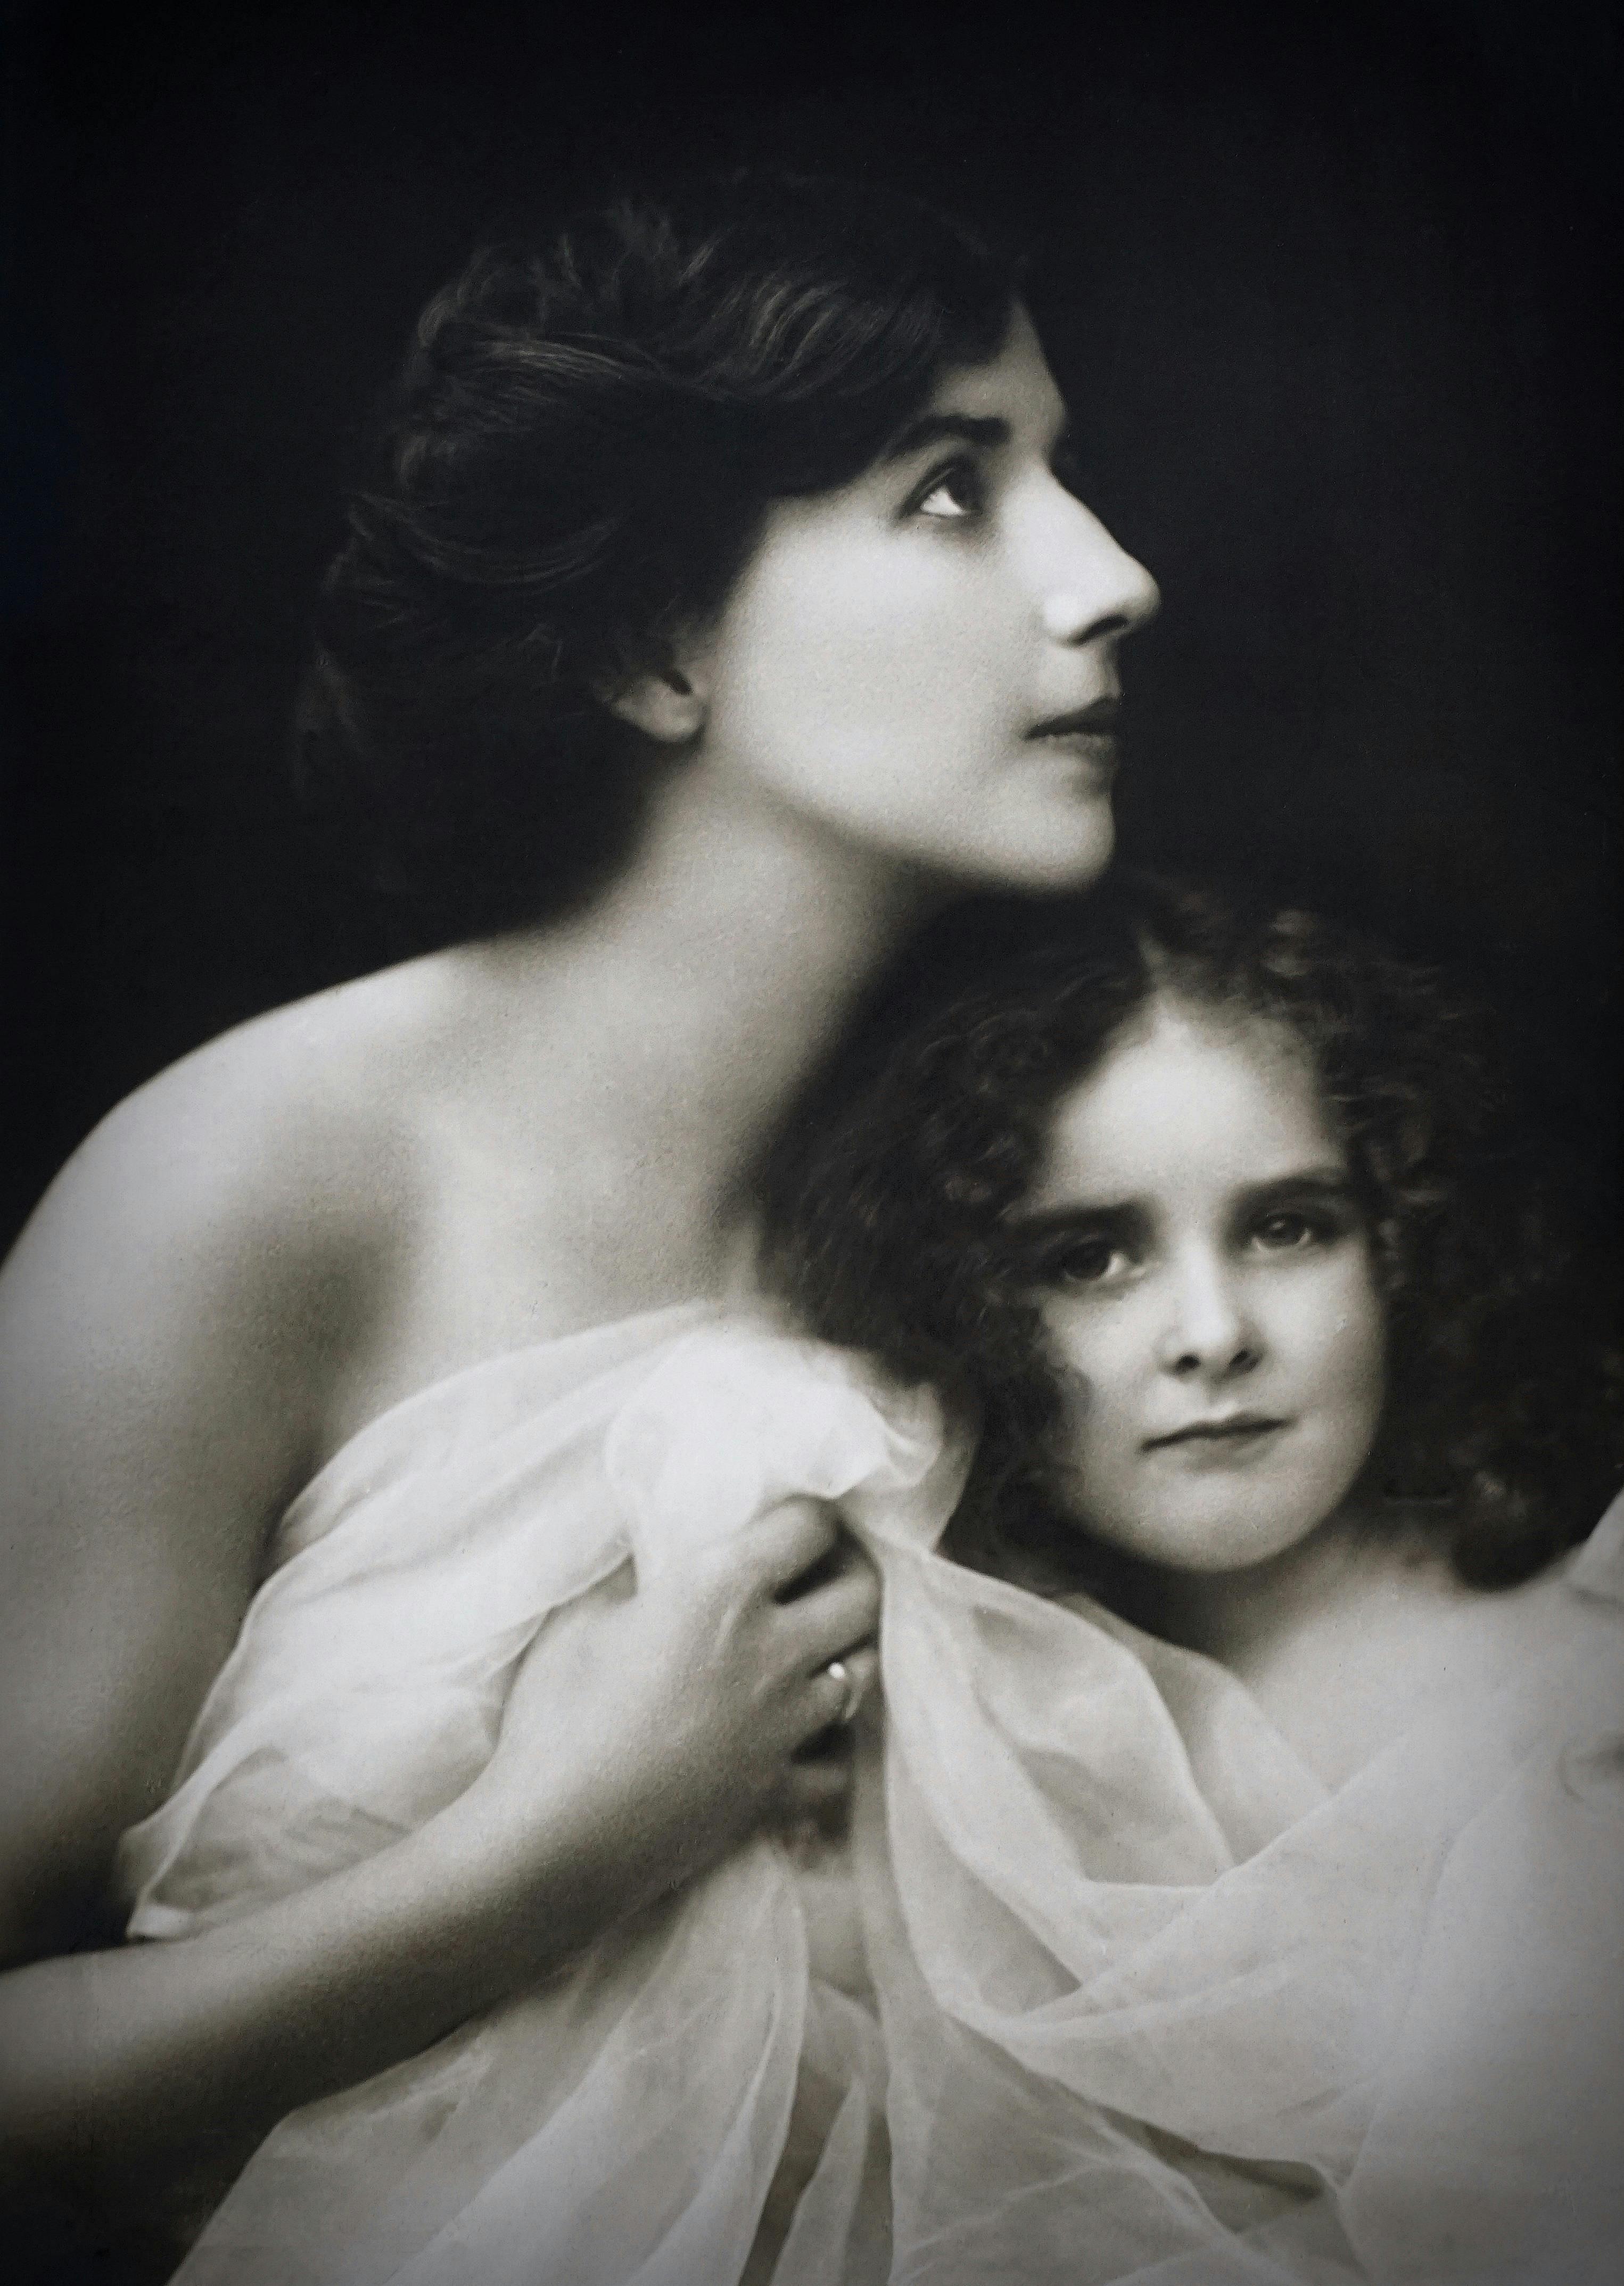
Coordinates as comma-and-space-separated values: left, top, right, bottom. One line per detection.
768, 874, 1622, 1593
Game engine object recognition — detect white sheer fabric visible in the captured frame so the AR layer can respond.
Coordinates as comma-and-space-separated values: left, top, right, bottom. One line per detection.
118, 1311, 1624, 2284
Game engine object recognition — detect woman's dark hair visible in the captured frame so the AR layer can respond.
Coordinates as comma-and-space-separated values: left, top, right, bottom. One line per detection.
295, 170, 1017, 943
770, 874, 1623, 1594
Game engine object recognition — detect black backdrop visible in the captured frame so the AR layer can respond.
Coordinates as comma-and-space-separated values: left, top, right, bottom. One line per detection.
5, 0, 1620, 1262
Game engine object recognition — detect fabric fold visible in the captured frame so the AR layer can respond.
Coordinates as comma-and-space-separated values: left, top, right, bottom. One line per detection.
119, 1313, 1624, 2284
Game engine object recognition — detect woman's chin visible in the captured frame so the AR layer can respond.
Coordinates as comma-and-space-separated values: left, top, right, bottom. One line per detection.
977, 811, 1116, 896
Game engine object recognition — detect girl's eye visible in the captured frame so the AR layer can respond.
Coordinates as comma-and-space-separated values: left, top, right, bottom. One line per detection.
1250, 1211, 1328, 1253
911, 458, 986, 521
1050, 1237, 1135, 1288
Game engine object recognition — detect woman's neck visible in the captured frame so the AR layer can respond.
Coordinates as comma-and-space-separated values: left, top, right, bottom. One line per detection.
449, 770, 943, 1228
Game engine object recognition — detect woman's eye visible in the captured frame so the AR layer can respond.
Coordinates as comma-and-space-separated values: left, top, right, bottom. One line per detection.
911, 459, 986, 521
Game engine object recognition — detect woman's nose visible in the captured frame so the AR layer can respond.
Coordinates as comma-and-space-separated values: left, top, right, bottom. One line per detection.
1155, 1259, 1262, 1380
1038, 497, 1160, 646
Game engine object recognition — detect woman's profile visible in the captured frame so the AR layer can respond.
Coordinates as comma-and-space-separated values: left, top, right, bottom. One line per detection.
0, 169, 1158, 2276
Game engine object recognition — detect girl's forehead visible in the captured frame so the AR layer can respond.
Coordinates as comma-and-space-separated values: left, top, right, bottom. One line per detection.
1031, 998, 1342, 1206
1093, 992, 1316, 1091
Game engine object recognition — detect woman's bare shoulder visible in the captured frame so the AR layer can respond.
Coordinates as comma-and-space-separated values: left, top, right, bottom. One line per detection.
0, 959, 477, 1952
0, 952, 485, 1592
9, 954, 465, 1285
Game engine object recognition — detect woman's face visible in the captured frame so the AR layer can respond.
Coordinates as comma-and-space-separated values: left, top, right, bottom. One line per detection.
1014, 999, 1386, 1574
683, 307, 1160, 891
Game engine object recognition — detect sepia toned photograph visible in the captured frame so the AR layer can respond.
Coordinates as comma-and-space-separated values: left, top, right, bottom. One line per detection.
3, 3, 1620, 2281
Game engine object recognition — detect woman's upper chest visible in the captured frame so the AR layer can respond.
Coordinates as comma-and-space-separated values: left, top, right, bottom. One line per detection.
312, 1079, 750, 1472
291, 929, 802, 1468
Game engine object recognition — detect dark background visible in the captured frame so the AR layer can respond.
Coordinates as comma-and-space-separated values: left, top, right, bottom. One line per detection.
4, 0, 1620, 1259
0, 12, 1618, 2270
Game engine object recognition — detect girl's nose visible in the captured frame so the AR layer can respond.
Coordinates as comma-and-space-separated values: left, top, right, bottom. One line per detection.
1039, 500, 1161, 646
1155, 1260, 1262, 1381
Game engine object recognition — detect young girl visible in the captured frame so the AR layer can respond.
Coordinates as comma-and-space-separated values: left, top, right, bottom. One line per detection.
773, 873, 1624, 2284
0, 168, 1159, 2278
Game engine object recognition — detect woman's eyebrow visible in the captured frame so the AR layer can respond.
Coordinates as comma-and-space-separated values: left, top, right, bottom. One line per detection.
879, 410, 1010, 463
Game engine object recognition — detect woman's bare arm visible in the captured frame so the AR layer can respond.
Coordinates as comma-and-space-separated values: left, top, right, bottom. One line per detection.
2, 1766, 638, 2206
0, 1067, 358, 1968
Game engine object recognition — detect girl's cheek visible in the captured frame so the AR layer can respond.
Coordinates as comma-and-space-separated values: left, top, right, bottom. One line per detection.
1054, 1313, 1147, 1416
1333, 1255, 1387, 1357
1313, 1267, 1388, 1424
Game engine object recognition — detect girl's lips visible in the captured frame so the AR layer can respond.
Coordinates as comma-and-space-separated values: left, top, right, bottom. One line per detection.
1143, 1417, 1291, 1462
1145, 1415, 1288, 1445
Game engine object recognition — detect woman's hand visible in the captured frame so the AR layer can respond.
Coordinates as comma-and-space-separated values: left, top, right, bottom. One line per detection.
460, 1498, 880, 1910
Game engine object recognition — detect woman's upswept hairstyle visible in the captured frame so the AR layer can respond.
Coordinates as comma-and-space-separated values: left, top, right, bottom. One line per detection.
771, 875, 1622, 1592
296, 170, 1017, 942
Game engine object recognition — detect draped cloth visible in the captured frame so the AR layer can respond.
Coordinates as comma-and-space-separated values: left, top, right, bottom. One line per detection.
117, 1310, 1624, 2285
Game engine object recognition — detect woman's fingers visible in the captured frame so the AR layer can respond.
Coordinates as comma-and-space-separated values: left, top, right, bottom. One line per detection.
780, 1752, 852, 1815
721, 1500, 881, 1751
745, 1496, 844, 1594
780, 1553, 880, 1674
807, 1641, 878, 1731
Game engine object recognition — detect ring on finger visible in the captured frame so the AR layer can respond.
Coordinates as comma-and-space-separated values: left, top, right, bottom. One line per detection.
825, 1656, 864, 1725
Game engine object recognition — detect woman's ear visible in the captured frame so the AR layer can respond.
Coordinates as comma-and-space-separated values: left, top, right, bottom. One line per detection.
599, 652, 711, 746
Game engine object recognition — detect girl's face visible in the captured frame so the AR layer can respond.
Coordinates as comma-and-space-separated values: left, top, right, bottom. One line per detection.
1014, 999, 1386, 1574
683, 307, 1160, 891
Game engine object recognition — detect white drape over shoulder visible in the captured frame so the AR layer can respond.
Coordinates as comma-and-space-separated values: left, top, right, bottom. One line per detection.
118, 1314, 1624, 2285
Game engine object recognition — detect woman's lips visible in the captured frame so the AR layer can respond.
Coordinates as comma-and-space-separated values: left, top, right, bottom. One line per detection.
1025, 702, 1121, 782
1027, 700, 1121, 743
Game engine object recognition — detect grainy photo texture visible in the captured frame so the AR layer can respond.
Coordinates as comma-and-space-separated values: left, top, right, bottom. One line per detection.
3, 5, 1620, 2283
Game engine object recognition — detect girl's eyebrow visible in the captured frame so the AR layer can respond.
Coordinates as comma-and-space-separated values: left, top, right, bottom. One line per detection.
1003, 1167, 1357, 1240
1000, 1199, 1141, 1240
1236, 1167, 1358, 1210
879, 411, 1010, 463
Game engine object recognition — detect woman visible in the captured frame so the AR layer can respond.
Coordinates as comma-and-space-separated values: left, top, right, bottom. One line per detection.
0, 169, 1158, 2268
